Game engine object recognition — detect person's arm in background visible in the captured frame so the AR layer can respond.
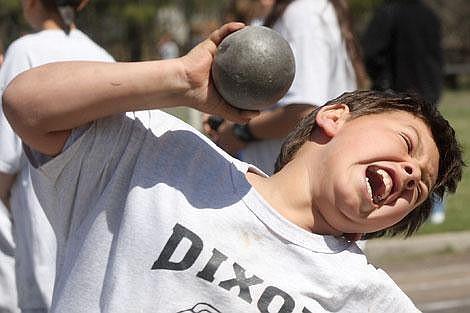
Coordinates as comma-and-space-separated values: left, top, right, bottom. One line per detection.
2, 23, 257, 157
205, 103, 313, 156
361, 3, 394, 91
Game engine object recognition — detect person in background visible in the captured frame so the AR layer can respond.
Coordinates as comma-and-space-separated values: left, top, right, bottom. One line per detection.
222, 0, 274, 26
206, 0, 369, 176
156, 32, 180, 60
362, 0, 446, 224
0, 0, 114, 312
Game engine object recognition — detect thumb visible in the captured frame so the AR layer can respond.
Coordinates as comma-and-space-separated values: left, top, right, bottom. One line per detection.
209, 22, 246, 47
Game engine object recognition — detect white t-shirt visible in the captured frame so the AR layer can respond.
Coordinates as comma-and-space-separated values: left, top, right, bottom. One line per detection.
0, 29, 114, 313
240, 0, 357, 175
0, 200, 19, 313
27, 110, 418, 312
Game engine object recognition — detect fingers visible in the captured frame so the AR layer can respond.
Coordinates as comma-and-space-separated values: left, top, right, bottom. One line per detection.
214, 101, 259, 124
240, 110, 260, 120
206, 22, 255, 123
196, 22, 245, 58
183, 22, 254, 124
209, 22, 245, 46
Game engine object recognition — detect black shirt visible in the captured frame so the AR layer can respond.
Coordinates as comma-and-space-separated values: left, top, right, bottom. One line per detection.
362, 0, 443, 104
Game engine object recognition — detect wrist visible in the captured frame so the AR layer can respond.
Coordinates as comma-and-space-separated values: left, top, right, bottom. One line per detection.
140, 59, 190, 110
232, 123, 258, 142
167, 58, 197, 106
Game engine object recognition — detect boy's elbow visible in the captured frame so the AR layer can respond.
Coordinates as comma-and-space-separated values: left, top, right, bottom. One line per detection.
3, 82, 23, 129
2, 79, 64, 156
2, 79, 36, 138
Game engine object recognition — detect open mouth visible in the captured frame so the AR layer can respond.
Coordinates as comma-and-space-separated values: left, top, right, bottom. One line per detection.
366, 166, 394, 205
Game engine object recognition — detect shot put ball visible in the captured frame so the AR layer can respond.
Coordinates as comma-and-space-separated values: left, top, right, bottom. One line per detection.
211, 26, 295, 111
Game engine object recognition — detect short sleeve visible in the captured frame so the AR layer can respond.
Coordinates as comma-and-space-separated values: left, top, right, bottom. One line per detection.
26, 113, 145, 242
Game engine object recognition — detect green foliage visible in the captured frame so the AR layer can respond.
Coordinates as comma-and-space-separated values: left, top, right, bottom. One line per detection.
0, 0, 21, 14
0, 0, 26, 49
123, 3, 157, 24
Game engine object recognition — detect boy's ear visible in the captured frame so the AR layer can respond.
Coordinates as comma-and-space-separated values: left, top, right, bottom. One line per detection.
315, 102, 350, 137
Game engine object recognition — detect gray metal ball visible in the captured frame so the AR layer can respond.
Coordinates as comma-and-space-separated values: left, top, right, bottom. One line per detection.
211, 26, 295, 110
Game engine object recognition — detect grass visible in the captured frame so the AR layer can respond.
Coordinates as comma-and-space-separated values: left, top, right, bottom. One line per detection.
419, 86, 470, 234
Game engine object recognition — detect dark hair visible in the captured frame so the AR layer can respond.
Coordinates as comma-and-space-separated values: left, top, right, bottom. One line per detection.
40, 0, 85, 34
263, 0, 292, 27
274, 90, 464, 239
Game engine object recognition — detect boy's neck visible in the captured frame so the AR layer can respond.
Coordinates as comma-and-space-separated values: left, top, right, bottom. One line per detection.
246, 165, 343, 237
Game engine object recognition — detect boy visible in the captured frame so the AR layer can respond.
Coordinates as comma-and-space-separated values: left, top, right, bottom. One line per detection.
3, 23, 463, 312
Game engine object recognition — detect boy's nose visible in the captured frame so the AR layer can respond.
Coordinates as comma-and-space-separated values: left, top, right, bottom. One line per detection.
402, 162, 420, 190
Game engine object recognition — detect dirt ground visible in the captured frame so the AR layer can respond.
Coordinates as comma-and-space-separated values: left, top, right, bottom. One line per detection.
371, 250, 470, 313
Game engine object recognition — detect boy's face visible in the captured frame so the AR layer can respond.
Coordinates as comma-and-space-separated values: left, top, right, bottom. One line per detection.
312, 105, 439, 234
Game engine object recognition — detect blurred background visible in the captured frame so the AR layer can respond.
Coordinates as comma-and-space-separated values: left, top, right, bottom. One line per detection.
0, 0, 468, 68
1, 1, 470, 311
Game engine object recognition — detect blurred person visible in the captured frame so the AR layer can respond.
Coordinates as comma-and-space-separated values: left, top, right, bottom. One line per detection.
362, 0, 443, 105
362, 0, 445, 224
206, 0, 369, 175
222, 0, 274, 26
0, 0, 114, 312
156, 32, 180, 60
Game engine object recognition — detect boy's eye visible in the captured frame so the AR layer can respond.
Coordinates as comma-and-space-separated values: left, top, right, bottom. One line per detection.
400, 133, 412, 153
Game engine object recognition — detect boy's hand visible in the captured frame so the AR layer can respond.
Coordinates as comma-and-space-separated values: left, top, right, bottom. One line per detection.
180, 22, 259, 124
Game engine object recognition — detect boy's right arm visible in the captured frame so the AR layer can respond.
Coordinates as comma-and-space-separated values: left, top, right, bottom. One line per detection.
2, 22, 257, 157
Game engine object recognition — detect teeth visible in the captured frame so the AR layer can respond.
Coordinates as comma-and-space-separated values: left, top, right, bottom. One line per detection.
376, 169, 393, 199
366, 167, 394, 206
366, 177, 373, 200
